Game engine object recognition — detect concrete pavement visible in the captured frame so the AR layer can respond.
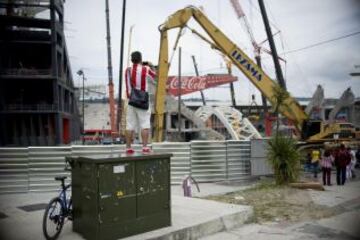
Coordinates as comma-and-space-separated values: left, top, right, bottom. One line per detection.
1, 171, 359, 240
0, 183, 253, 240
199, 209, 360, 240
200, 172, 360, 240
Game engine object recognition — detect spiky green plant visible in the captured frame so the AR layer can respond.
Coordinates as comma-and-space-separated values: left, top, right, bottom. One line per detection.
267, 134, 302, 185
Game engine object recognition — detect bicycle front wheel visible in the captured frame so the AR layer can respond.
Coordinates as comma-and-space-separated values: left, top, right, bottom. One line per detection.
42, 197, 64, 240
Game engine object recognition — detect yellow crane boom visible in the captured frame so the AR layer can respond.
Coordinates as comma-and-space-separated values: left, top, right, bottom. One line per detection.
154, 6, 307, 142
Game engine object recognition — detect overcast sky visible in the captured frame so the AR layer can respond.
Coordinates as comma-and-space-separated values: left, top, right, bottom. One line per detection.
64, 0, 360, 104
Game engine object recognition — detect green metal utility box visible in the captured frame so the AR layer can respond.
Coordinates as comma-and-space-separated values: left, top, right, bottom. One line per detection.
67, 153, 172, 240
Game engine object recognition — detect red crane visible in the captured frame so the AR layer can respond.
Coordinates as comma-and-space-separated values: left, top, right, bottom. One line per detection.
105, 0, 117, 139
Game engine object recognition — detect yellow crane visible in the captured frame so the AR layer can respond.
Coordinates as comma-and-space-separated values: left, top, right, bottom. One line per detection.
154, 6, 306, 141
153, 6, 357, 144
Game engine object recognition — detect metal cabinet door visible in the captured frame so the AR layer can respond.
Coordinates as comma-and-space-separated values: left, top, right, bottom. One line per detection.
136, 159, 170, 217
98, 162, 136, 224
72, 162, 100, 240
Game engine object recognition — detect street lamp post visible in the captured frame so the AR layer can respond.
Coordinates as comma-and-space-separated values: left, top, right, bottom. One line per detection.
350, 72, 360, 77
77, 69, 85, 144
350, 65, 360, 77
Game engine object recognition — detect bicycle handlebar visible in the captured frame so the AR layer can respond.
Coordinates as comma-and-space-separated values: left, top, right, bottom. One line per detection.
64, 158, 74, 171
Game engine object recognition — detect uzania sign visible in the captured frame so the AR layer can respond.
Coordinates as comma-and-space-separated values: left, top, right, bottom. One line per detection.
167, 74, 237, 96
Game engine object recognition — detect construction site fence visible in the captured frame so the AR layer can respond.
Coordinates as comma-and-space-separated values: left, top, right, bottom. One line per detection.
0, 140, 268, 193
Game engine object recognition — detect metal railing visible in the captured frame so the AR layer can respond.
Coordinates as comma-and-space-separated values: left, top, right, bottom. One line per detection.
0, 148, 29, 193
153, 142, 191, 184
28, 147, 71, 192
1, 104, 57, 112
191, 141, 227, 182
0, 140, 255, 193
0, 68, 52, 76
226, 140, 251, 180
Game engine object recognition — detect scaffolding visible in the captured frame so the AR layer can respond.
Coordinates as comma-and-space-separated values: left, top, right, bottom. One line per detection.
0, 0, 81, 146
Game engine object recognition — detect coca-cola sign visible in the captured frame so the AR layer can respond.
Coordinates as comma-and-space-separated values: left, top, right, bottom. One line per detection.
167, 74, 237, 96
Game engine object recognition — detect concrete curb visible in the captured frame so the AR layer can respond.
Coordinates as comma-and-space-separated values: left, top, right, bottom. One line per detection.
137, 206, 254, 240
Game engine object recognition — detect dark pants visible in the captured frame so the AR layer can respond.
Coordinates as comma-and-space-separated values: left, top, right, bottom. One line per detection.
313, 162, 319, 178
336, 166, 347, 185
322, 167, 331, 185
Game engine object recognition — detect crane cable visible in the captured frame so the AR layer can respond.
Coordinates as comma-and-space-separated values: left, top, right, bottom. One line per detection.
168, 27, 186, 67
281, 30, 360, 55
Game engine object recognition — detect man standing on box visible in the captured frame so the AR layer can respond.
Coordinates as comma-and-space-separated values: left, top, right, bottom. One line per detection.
124, 51, 156, 154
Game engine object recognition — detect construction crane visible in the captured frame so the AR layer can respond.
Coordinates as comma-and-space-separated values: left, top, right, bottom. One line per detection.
153, 6, 357, 145
154, 6, 305, 141
191, 55, 206, 106
105, 0, 117, 139
195, 6, 236, 106
229, 1, 287, 101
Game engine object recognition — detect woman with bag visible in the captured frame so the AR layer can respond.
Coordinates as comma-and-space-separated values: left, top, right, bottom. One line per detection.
320, 149, 334, 186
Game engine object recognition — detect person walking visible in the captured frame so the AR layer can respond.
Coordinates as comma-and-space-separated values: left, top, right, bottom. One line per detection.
334, 144, 351, 185
347, 147, 356, 179
305, 152, 312, 172
124, 51, 156, 154
311, 148, 320, 178
320, 149, 334, 186
356, 148, 360, 169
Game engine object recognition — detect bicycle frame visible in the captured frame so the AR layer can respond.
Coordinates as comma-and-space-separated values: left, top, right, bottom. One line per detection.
43, 162, 73, 240
59, 184, 71, 216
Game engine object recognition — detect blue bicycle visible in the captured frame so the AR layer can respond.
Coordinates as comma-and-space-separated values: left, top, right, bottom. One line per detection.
42, 165, 72, 240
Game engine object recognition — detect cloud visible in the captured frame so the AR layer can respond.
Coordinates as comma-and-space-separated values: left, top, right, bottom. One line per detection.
64, 0, 360, 101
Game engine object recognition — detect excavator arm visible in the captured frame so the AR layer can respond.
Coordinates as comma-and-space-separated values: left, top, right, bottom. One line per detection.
154, 6, 308, 142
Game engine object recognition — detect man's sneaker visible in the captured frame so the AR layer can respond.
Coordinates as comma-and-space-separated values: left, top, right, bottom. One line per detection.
126, 148, 135, 154
142, 147, 152, 154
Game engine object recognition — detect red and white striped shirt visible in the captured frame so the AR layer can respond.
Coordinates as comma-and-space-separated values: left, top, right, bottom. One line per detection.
125, 64, 156, 98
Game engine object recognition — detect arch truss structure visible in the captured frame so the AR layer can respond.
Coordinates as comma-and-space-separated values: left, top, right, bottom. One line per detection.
195, 106, 262, 140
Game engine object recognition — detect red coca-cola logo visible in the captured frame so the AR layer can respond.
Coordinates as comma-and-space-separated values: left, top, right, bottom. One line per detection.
167, 76, 207, 90
167, 75, 237, 96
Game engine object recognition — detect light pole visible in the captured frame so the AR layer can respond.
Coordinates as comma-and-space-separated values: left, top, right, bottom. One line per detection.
350, 65, 360, 77
77, 69, 86, 144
